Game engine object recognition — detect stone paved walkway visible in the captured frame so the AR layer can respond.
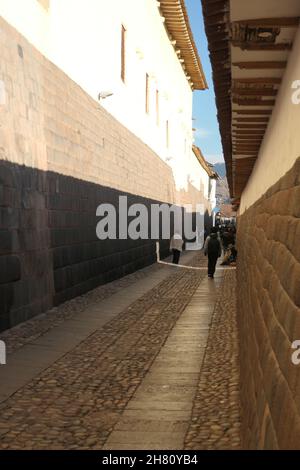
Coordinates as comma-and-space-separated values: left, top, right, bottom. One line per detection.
184, 270, 240, 450
0, 252, 240, 449
104, 271, 222, 450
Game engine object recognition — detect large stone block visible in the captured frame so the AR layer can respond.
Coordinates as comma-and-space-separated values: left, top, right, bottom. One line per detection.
0, 229, 13, 254
0, 255, 21, 283
238, 157, 300, 449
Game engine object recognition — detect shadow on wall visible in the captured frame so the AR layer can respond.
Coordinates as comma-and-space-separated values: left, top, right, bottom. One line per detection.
0, 16, 214, 331
0, 161, 213, 332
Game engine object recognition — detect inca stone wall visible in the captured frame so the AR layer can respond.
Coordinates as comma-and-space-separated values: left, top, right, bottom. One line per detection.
0, 17, 210, 331
237, 157, 300, 449
0, 163, 53, 331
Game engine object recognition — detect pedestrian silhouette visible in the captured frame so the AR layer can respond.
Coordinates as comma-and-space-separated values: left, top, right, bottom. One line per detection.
204, 227, 221, 278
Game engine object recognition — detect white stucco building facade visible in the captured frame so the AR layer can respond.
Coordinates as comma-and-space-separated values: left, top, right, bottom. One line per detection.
192, 146, 218, 225
0, 0, 211, 202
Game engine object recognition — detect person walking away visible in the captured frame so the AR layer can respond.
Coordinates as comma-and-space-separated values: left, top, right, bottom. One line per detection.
204, 227, 221, 278
170, 233, 183, 264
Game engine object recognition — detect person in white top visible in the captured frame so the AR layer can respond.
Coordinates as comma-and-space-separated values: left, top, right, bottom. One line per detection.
170, 233, 184, 264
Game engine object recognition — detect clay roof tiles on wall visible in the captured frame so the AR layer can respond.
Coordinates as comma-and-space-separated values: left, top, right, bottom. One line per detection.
193, 145, 219, 178
159, 0, 208, 90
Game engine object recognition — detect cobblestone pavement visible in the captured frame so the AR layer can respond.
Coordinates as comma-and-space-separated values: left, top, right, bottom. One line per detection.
103, 271, 222, 450
0, 253, 208, 449
0, 263, 163, 356
184, 270, 241, 449
0, 254, 241, 450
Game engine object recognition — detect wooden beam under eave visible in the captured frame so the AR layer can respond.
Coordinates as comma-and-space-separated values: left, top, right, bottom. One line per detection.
231, 128, 265, 134
233, 141, 263, 145
234, 160, 257, 164
233, 148, 261, 152
233, 134, 263, 138
233, 143, 262, 148
233, 159, 258, 163
233, 117, 269, 122
233, 141, 262, 145
233, 77, 281, 84
233, 151, 260, 154
232, 133, 265, 140
233, 154, 259, 158
234, 154, 260, 158
232, 17, 300, 27
232, 142, 261, 146
233, 149, 261, 152
233, 153, 258, 156
232, 147, 260, 155
233, 124, 267, 129
232, 88, 278, 96
233, 135, 263, 138
233, 109, 272, 115
233, 144, 260, 148
233, 129, 265, 133
234, 148, 261, 154
233, 143, 261, 148
231, 42, 292, 51
233, 98, 276, 106
233, 61, 287, 69
233, 136, 262, 139
233, 133, 264, 137
233, 135, 262, 138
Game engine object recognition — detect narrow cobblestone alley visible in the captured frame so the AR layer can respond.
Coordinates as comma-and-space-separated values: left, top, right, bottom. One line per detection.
0, 253, 240, 450
1, 0, 300, 456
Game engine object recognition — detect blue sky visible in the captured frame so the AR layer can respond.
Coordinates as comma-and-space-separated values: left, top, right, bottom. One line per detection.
185, 0, 224, 164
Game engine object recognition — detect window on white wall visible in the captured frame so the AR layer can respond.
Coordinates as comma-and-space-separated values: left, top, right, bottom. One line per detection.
145, 73, 150, 114
121, 25, 126, 83
166, 120, 169, 148
156, 90, 160, 126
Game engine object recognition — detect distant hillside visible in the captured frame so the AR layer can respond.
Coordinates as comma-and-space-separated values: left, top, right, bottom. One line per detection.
213, 162, 226, 178
213, 162, 231, 205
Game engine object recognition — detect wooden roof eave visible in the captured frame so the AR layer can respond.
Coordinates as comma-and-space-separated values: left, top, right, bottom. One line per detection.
192, 145, 218, 178
159, 0, 208, 90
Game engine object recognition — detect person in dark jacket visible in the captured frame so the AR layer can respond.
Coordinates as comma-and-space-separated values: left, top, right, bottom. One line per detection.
204, 227, 222, 278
